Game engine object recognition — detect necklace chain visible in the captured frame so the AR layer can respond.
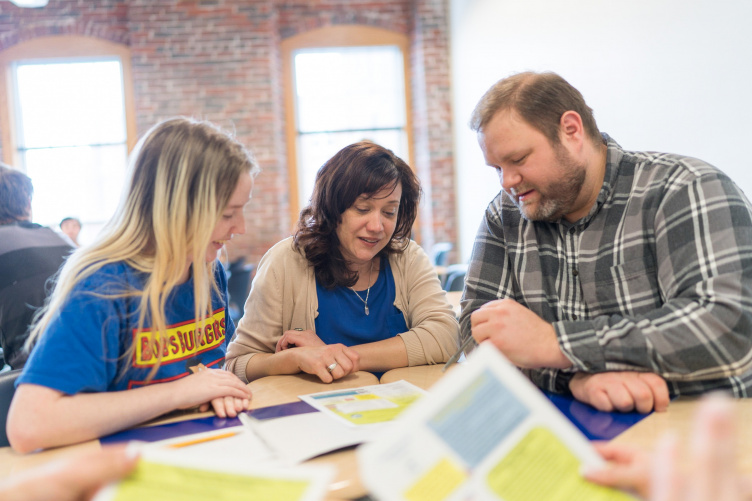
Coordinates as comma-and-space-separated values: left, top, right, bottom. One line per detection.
351, 260, 374, 316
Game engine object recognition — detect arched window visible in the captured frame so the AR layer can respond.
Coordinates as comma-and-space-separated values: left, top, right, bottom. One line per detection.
0, 35, 136, 241
282, 26, 413, 223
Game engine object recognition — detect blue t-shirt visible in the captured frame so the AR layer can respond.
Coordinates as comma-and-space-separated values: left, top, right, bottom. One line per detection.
315, 256, 408, 346
18, 260, 234, 394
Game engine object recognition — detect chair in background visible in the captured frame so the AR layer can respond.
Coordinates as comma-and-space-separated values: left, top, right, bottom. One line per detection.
0, 368, 21, 447
227, 259, 256, 325
443, 263, 468, 292
430, 242, 453, 267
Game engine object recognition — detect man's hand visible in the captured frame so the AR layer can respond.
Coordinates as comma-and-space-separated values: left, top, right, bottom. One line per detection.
569, 371, 669, 413
470, 298, 571, 369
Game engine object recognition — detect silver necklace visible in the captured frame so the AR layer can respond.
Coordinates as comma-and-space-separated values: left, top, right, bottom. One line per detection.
351, 260, 374, 316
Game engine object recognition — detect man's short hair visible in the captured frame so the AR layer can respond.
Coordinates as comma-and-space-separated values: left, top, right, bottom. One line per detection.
469, 71, 602, 146
0, 163, 33, 224
60, 217, 81, 228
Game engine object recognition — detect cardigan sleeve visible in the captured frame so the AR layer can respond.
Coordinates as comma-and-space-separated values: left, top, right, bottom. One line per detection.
224, 241, 292, 383
395, 242, 460, 365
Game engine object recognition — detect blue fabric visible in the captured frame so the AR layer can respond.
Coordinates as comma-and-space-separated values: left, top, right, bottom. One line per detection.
315, 256, 408, 347
18, 260, 234, 394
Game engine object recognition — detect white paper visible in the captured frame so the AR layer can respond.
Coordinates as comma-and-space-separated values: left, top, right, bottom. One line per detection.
146, 411, 382, 466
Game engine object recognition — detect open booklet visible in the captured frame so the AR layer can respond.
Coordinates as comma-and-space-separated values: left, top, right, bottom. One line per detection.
129, 380, 427, 466
92, 380, 428, 500
358, 343, 637, 501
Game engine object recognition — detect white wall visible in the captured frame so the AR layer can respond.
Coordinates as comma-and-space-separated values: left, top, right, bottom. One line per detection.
450, 0, 752, 262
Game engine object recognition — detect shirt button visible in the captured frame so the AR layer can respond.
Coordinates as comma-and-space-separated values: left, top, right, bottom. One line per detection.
572, 269, 579, 277
569, 227, 576, 234
572, 314, 578, 320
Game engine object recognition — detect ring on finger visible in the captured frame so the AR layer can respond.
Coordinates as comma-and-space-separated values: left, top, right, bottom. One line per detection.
327, 362, 338, 373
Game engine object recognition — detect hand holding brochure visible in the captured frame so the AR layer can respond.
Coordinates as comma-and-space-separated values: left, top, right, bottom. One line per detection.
358, 343, 636, 501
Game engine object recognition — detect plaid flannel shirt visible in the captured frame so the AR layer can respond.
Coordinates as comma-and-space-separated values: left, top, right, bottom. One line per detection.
459, 135, 752, 397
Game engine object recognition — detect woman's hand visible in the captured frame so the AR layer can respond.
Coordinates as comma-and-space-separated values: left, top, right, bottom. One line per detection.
276, 329, 325, 352
291, 344, 360, 383
174, 368, 252, 417
202, 395, 251, 419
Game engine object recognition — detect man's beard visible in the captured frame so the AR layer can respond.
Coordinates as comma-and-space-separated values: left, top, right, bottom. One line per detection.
510, 146, 587, 222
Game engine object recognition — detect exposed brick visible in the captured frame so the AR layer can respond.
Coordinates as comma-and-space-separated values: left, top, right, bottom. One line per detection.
0, 0, 457, 265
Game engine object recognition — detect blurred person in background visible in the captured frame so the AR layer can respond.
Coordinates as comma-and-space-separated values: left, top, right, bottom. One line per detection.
59, 217, 81, 247
0, 164, 73, 369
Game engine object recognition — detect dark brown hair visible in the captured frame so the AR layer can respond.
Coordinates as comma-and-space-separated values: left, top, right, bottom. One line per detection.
294, 140, 421, 288
0, 163, 33, 224
469, 71, 601, 146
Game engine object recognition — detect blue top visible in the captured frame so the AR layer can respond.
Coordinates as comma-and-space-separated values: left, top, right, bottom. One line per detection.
315, 256, 408, 346
18, 260, 234, 394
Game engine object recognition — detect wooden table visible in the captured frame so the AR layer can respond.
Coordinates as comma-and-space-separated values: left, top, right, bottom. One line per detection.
0, 371, 380, 500
380, 363, 447, 389
2, 366, 751, 498
611, 396, 752, 475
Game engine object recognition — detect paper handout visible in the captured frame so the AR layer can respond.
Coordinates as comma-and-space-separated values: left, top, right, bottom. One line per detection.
93, 445, 333, 501
142, 381, 427, 466
300, 380, 428, 427
358, 343, 637, 501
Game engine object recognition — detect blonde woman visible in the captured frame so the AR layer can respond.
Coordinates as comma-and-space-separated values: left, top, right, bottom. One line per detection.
7, 118, 257, 453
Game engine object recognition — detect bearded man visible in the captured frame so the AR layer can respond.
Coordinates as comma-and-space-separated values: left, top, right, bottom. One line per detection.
460, 72, 752, 413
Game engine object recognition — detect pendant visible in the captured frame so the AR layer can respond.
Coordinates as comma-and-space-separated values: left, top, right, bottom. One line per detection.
365, 306, 370, 316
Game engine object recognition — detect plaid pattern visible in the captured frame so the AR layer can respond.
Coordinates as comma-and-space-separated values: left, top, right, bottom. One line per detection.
460, 135, 752, 397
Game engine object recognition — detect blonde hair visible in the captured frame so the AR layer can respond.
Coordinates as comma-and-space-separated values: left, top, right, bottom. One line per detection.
27, 117, 259, 379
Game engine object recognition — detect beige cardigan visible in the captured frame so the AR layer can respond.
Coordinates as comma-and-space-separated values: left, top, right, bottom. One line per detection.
225, 237, 460, 383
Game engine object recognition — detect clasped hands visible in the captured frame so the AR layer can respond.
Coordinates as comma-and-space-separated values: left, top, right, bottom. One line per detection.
471, 298, 669, 413
178, 367, 252, 418
276, 328, 360, 383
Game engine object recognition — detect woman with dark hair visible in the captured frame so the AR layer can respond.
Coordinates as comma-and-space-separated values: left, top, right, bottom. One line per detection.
226, 141, 459, 383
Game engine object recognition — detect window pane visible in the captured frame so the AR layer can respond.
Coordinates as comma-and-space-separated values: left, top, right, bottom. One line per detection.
294, 46, 406, 133
297, 130, 408, 208
24, 144, 128, 227
15, 60, 126, 148
13, 59, 129, 233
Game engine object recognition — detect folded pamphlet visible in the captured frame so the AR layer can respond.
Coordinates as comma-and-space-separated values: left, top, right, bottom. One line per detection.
358, 343, 637, 501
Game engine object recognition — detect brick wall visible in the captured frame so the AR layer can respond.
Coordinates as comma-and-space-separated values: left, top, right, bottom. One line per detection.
0, 0, 457, 266
411, 0, 455, 259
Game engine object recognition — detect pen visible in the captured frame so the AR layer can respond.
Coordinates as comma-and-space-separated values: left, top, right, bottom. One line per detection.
169, 430, 240, 448
189, 362, 208, 374
442, 336, 476, 372
238, 412, 277, 456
